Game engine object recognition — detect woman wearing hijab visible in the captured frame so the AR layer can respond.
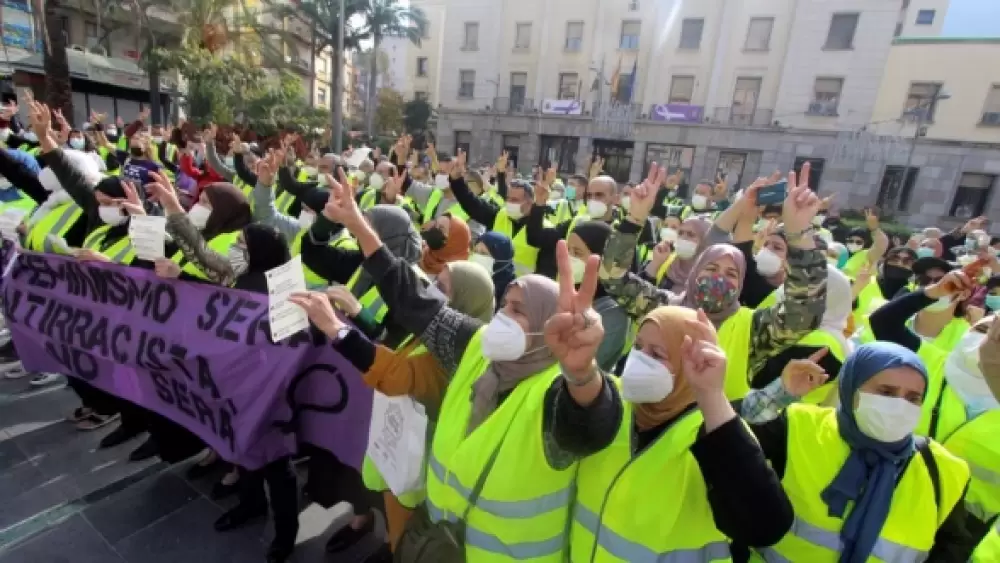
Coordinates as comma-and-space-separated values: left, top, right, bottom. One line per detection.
745, 341, 973, 561
292, 260, 495, 560
853, 246, 919, 336
601, 164, 829, 399
642, 216, 711, 291
842, 227, 875, 277
544, 297, 797, 560
472, 231, 516, 308
311, 177, 572, 561
146, 173, 253, 286
419, 213, 471, 277
566, 220, 629, 371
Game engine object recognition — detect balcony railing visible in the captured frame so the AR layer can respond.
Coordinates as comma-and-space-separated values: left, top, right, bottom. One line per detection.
491, 97, 536, 114
711, 106, 774, 126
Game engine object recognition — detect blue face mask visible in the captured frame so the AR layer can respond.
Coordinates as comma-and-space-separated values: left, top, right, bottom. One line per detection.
916, 247, 934, 259
986, 294, 1000, 312
564, 186, 577, 200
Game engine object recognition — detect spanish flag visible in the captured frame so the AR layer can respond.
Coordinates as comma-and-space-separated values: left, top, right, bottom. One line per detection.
609, 55, 622, 98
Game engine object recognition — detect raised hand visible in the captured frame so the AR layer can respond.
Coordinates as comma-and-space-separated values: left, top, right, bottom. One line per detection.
680, 310, 726, 395
962, 216, 988, 234
450, 148, 467, 179
287, 291, 347, 338
325, 285, 363, 317
925, 270, 974, 301
496, 150, 508, 171
145, 171, 183, 214
544, 240, 604, 381
256, 157, 276, 187
117, 180, 146, 216
781, 162, 822, 238
425, 141, 436, 158
781, 347, 830, 397
864, 208, 880, 231
230, 132, 243, 153
27, 100, 51, 138
385, 167, 407, 200
588, 157, 604, 179
321, 171, 364, 228
627, 162, 667, 223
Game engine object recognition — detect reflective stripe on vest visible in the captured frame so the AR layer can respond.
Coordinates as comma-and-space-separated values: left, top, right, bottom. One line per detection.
493, 209, 544, 276
274, 190, 295, 214
83, 225, 135, 264
575, 505, 730, 563
654, 254, 677, 286
26, 202, 83, 253
942, 410, 1000, 525
718, 307, 754, 400
841, 248, 869, 278
291, 230, 359, 288
422, 188, 469, 224
170, 231, 240, 281
759, 516, 928, 563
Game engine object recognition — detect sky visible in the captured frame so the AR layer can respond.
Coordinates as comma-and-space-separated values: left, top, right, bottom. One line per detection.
942, 0, 1000, 37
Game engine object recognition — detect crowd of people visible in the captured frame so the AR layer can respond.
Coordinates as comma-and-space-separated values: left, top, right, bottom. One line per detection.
0, 91, 999, 563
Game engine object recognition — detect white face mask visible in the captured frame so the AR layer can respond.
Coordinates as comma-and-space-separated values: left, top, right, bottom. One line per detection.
434, 173, 450, 189
570, 256, 586, 283
98, 205, 126, 226
846, 243, 863, 254
755, 248, 783, 277
945, 331, 1000, 417
620, 196, 631, 211
353, 170, 367, 184
298, 209, 316, 230
69, 138, 85, 150
316, 174, 330, 188
0, 128, 12, 141
924, 296, 953, 313
854, 392, 922, 443
620, 349, 675, 403
0, 177, 11, 190
481, 312, 538, 361
674, 238, 698, 259
505, 201, 525, 220
228, 245, 248, 276
691, 194, 708, 210
660, 227, 678, 243
302, 166, 318, 178
586, 200, 608, 218
813, 215, 826, 227
187, 203, 212, 230
22, 131, 38, 143
151, 136, 163, 145
105, 127, 118, 137
470, 252, 494, 271
369, 172, 385, 190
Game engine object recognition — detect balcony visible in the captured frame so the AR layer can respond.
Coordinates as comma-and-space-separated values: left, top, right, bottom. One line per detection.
490, 97, 536, 114
806, 100, 839, 117
980, 112, 1000, 126
710, 106, 774, 126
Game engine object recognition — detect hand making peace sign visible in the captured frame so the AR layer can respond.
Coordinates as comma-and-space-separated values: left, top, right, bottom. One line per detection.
544, 240, 604, 382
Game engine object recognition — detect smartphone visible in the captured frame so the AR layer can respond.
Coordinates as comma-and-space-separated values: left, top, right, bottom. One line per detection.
756, 180, 788, 205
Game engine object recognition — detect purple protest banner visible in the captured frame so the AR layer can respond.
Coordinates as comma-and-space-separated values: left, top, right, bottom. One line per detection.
2, 251, 374, 471
649, 103, 704, 123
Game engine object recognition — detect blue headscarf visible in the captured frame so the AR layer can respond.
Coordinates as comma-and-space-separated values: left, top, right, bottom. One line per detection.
822, 341, 928, 563
478, 231, 516, 308
0, 148, 40, 203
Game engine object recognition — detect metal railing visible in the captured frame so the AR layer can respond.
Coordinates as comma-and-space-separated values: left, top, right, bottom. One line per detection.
490, 97, 536, 114
710, 106, 774, 126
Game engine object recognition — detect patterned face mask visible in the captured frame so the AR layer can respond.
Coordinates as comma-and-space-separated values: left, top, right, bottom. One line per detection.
692, 273, 737, 314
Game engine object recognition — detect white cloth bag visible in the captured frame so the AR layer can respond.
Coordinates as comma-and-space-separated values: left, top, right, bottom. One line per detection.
365, 391, 428, 496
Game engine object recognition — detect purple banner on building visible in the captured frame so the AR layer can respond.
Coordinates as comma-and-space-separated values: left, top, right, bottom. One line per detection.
2, 252, 374, 471
650, 104, 704, 123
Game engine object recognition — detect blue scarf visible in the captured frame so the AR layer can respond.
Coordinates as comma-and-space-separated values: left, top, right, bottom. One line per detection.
821, 342, 928, 563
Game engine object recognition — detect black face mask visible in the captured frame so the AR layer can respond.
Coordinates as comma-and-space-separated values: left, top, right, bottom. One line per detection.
130, 147, 144, 158
421, 227, 447, 250
881, 264, 912, 282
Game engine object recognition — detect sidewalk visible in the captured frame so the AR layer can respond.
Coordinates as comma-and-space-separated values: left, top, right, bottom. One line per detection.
0, 377, 383, 562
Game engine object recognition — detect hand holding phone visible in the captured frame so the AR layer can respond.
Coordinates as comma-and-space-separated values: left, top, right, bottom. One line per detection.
756, 180, 788, 206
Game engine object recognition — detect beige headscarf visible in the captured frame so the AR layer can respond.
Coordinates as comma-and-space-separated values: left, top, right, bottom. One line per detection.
633, 306, 702, 431
467, 275, 559, 434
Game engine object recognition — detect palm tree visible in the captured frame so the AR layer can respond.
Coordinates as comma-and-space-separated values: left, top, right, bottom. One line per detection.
359, 0, 427, 137
268, 0, 366, 139
34, 0, 74, 118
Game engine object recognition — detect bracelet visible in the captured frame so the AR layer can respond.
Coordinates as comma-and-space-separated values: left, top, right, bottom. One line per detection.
563, 363, 601, 387
784, 227, 814, 243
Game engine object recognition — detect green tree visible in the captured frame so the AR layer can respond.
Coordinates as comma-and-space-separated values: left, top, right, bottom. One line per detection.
403, 97, 434, 147
374, 88, 404, 134
359, 0, 427, 137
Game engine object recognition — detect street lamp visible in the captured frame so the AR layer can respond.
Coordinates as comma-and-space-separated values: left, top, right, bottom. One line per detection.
332, 0, 345, 153
889, 85, 950, 213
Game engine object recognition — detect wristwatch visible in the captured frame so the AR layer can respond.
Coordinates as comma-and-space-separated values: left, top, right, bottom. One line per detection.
332, 326, 351, 343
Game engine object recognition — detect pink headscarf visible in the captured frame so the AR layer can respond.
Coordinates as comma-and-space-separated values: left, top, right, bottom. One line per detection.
676, 243, 747, 327
664, 216, 712, 287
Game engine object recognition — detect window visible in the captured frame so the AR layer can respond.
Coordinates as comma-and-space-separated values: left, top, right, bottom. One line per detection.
565, 21, 583, 51
620, 21, 641, 50
876, 166, 919, 211
318, 57, 328, 74
644, 145, 695, 195
744, 17, 774, 51
459, 70, 475, 98
981, 85, 1000, 125
502, 134, 520, 168
84, 22, 108, 51
793, 157, 825, 190
463, 22, 479, 50
679, 18, 704, 49
515, 23, 531, 49
538, 136, 580, 174
731, 77, 761, 125
808, 77, 843, 116
318, 87, 327, 105
916, 9, 935, 25
824, 13, 859, 50
510, 72, 527, 107
616, 73, 634, 103
668, 75, 695, 104
558, 73, 578, 100
414, 91, 429, 102
904, 82, 944, 121
454, 131, 472, 160
416, 57, 428, 76
951, 173, 995, 218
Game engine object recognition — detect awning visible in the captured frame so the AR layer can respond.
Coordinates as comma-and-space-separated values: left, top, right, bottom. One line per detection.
9, 48, 153, 91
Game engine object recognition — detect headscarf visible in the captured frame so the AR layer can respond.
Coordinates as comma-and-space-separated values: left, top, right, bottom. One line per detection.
876, 246, 917, 300
93, 176, 131, 243
677, 243, 746, 327
201, 183, 252, 241
821, 265, 855, 354
234, 223, 291, 293
421, 214, 471, 275
664, 216, 711, 287
32, 148, 101, 224
445, 261, 495, 323
822, 342, 928, 563
847, 227, 872, 250
569, 220, 611, 299
633, 306, 700, 430
353, 204, 422, 297
478, 231, 516, 307
467, 275, 558, 433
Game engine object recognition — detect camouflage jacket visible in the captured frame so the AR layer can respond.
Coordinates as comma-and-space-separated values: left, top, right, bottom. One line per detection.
600, 220, 827, 379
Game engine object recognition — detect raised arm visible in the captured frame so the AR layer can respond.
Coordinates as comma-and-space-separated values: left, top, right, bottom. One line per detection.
203, 125, 235, 181
250, 157, 299, 240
